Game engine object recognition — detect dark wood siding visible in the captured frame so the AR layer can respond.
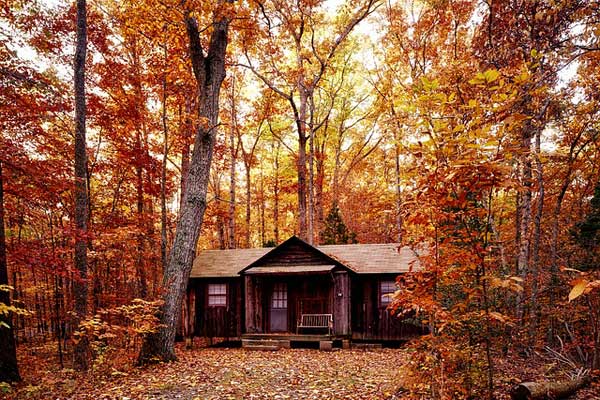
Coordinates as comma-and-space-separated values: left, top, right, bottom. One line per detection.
189, 277, 242, 339
351, 274, 426, 340
247, 241, 334, 267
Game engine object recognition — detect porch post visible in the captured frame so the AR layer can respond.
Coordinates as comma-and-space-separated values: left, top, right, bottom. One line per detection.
244, 275, 255, 333
333, 271, 351, 335
244, 275, 263, 333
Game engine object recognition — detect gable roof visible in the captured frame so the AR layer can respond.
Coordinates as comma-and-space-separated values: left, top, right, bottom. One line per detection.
238, 236, 353, 275
190, 236, 422, 278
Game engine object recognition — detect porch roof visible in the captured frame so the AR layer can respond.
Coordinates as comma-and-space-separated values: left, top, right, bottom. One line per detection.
244, 264, 336, 275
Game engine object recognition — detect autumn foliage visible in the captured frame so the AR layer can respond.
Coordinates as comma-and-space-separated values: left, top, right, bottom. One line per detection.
2, 0, 600, 398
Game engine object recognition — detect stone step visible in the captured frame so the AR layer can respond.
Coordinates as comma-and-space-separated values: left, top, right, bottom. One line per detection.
351, 343, 382, 350
243, 344, 280, 351
242, 339, 278, 346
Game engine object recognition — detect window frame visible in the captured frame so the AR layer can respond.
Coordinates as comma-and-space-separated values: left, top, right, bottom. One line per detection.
271, 282, 287, 310
207, 283, 228, 308
379, 280, 397, 308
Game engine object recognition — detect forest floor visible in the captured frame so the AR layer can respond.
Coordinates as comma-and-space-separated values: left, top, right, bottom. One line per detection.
2, 341, 600, 399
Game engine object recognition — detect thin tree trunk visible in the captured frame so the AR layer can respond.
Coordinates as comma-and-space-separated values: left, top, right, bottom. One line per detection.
307, 97, 315, 245
273, 142, 280, 244
160, 43, 169, 271
138, 6, 230, 363
394, 137, 403, 244
228, 83, 237, 249
132, 39, 148, 300
516, 134, 532, 321
293, 90, 309, 240
260, 166, 266, 245
245, 165, 251, 248
0, 162, 20, 381
530, 129, 544, 342
73, 0, 89, 371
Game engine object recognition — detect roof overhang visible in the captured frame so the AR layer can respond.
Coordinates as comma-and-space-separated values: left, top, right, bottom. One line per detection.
243, 264, 336, 275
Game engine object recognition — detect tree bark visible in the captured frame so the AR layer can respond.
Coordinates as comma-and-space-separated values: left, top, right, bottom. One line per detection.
516, 133, 532, 321
529, 129, 544, 342
73, 0, 89, 371
228, 83, 237, 249
244, 165, 251, 247
511, 377, 591, 400
0, 162, 20, 382
138, 4, 231, 364
179, 98, 193, 215
160, 42, 169, 271
273, 141, 280, 244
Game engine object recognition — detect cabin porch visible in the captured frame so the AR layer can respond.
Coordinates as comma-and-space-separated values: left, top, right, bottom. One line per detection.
242, 270, 351, 336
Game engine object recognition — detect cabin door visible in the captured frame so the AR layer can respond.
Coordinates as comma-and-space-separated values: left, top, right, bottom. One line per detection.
269, 282, 288, 332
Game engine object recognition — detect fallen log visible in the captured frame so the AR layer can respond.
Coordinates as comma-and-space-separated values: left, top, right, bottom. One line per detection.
510, 376, 591, 400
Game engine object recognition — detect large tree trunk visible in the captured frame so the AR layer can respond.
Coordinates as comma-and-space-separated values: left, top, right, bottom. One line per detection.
73, 0, 89, 371
179, 98, 193, 215
138, 5, 230, 364
0, 162, 20, 382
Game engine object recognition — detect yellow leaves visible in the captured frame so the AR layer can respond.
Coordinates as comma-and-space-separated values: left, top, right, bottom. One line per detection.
487, 276, 524, 293
468, 69, 501, 85
420, 76, 439, 92
568, 280, 588, 301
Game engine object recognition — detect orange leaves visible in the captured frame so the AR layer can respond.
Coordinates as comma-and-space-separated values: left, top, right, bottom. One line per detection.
486, 276, 523, 293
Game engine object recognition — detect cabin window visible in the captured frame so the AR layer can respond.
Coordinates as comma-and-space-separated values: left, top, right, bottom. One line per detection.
271, 282, 287, 309
207, 283, 227, 307
380, 280, 396, 307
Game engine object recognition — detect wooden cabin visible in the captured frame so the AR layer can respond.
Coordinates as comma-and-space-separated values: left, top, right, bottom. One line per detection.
183, 236, 426, 349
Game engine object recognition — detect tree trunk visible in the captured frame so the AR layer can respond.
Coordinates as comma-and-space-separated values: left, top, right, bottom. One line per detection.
394, 136, 403, 244
511, 377, 591, 400
516, 133, 532, 321
273, 142, 280, 244
73, 0, 89, 371
245, 165, 251, 248
307, 104, 315, 245
260, 166, 266, 245
179, 98, 193, 215
228, 85, 237, 249
530, 129, 544, 342
138, 6, 230, 364
160, 45, 169, 271
132, 39, 148, 300
0, 162, 20, 382
293, 91, 309, 241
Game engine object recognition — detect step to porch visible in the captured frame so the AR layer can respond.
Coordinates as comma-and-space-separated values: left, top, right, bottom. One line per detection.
242, 338, 292, 350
